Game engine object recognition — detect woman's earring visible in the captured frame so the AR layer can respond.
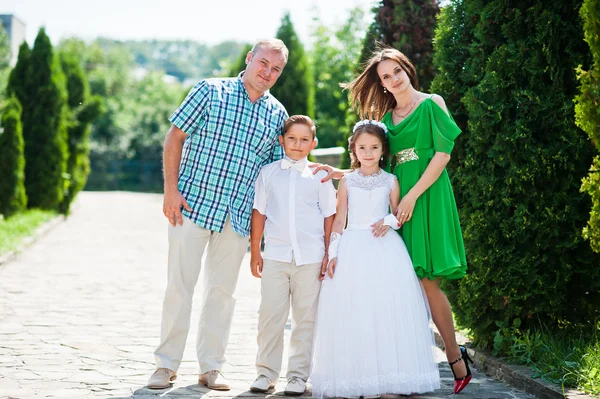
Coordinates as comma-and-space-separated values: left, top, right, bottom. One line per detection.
383, 87, 387, 94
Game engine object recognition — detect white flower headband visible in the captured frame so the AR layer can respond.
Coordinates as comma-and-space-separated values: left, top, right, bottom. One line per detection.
352, 119, 388, 134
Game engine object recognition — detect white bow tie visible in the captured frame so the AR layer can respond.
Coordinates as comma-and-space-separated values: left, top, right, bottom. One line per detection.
281, 158, 306, 172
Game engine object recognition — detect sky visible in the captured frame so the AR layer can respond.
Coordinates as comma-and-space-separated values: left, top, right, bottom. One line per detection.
0, 0, 379, 46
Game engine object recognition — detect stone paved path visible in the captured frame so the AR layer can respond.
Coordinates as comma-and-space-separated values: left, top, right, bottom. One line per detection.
0, 192, 535, 399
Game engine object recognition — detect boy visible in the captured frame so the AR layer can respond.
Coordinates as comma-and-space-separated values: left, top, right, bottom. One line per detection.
249, 115, 336, 395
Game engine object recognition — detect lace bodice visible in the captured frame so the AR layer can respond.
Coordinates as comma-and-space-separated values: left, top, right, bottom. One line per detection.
343, 170, 397, 228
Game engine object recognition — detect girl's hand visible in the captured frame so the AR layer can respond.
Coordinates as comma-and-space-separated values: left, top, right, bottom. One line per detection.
371, 218, 390, 238
327, 258, 337, 279
310, 163, 346, 182
396, 192, 417, 225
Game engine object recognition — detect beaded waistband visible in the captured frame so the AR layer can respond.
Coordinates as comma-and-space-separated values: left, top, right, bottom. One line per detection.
395, 148, 419, 164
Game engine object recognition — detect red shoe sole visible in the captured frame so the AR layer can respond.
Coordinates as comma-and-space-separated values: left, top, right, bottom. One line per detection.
454, 374, 472, 394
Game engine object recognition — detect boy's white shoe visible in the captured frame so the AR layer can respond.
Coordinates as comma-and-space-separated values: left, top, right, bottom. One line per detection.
250, 374, 275, 393
284, 376, 306, 396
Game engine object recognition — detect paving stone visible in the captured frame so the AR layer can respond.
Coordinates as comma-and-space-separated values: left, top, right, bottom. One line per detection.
0, 192, 537, 399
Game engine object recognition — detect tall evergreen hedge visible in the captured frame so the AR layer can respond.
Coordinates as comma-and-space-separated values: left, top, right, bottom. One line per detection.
433, 0, 600, 349
378, 0, 439, 91
59, 51, 103, 214
575, 0, 600, 253
271, 13, 314, 117
9, 29, 69, 210
0, 96, 27, 217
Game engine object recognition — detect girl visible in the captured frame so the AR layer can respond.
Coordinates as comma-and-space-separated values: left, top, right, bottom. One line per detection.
310, 121, 440, 398
315, 47, 473, 394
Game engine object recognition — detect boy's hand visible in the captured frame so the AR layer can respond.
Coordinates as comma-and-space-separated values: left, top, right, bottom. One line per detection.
250, 252, 263, 278
319, 255, 328, 281
327, 258, 337, 279
371, 218, 390, 238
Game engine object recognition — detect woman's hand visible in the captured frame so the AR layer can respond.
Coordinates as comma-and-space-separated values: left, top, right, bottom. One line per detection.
327, 258, 337, 279
310, 163, 346, 182
371, 218, 390, 238
396, 192, 418, 225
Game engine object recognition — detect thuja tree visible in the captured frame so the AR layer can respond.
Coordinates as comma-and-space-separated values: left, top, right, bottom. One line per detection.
575, 0, 600, 253
59, 50, 103, 214
272, 13, 314, 117
0, 96, 27, 217
226, 44, 252, 77
17, 28, 69, 210
435, 0, 600, 349
378, 0, 439, 91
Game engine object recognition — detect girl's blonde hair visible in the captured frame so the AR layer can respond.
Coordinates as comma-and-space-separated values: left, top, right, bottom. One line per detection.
342, 46, 418, 121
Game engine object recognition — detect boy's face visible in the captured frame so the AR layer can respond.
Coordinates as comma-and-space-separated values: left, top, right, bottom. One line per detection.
278, 124, 317, 161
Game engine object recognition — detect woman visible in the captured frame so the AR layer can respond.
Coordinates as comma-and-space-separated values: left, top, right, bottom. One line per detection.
316, 47, 472, 394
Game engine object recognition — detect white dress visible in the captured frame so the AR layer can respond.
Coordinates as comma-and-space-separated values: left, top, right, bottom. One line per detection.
310, 170, 440, 398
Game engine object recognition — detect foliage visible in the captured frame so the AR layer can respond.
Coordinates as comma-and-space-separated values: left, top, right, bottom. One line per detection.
0, 23, 10, 103
310, 7, 366, 149
341, 20, 384, 168
94, 38, 246, 81
498, 323, 600, 396
432, 0, 600, 348
377, 0, 440, 91
58, 50, 104, 214
0, 96, 27, 217
575, 0, 600, 252
0, 209, 56, 254
8, 29, 69, 210
271, 13, 315, 117
226, 44, 252, 77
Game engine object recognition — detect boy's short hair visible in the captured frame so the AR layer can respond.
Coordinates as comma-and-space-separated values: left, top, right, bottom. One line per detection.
282, 115, 316, 139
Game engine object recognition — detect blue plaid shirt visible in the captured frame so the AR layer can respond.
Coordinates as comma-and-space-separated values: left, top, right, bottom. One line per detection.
169, 74, 287, 236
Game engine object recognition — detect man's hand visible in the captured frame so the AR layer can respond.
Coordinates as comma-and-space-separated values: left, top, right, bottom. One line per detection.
163, 188, 192, 226
327, 258, 337, 279
250, 252, 264, 278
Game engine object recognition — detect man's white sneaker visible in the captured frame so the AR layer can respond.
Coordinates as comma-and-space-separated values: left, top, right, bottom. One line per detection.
250, 374, 276, 393
284, 376, 306, 396
147, 368, 176, 389
199, 370, 230, 391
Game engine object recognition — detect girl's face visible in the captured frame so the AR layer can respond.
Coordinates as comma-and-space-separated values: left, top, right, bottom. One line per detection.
376, 59, 412, 95
354, 132, 383, 168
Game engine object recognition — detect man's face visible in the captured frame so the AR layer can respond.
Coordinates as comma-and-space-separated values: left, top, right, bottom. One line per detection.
244, 48, 287, 93
278, 124, 316, 161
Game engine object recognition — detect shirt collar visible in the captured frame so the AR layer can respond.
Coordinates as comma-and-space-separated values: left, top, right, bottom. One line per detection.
237, 71, 270, 103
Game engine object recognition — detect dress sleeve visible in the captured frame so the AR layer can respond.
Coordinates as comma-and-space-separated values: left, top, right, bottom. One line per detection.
430, 101, 462, 154
169, 80, 211, 135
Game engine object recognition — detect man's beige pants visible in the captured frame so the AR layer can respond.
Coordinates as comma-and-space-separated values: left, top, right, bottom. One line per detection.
256, 258, 322, 381
154, 216, 248, 373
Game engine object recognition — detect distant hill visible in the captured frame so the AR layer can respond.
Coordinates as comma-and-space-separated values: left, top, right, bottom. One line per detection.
95, 38, 248, 82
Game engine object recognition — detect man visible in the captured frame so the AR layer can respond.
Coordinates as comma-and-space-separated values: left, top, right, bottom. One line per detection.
147, 39, 289, 390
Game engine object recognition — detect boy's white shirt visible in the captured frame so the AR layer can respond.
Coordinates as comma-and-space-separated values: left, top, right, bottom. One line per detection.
253, 156, 337, 266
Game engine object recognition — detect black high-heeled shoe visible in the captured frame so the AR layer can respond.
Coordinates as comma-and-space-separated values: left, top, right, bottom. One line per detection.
449, 346, 473, 394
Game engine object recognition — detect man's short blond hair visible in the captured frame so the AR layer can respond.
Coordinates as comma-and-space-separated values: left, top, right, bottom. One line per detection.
251, 39, 289, 63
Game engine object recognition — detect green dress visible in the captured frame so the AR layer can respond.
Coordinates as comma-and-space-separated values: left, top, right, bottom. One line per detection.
382, 97, 467, 280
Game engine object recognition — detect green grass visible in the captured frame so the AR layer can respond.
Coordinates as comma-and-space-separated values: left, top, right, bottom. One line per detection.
506, 324, 600, 396
0, 210, 57, 255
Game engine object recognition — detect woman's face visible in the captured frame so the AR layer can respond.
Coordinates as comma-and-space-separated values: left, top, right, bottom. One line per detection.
376, 59, 412, 95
